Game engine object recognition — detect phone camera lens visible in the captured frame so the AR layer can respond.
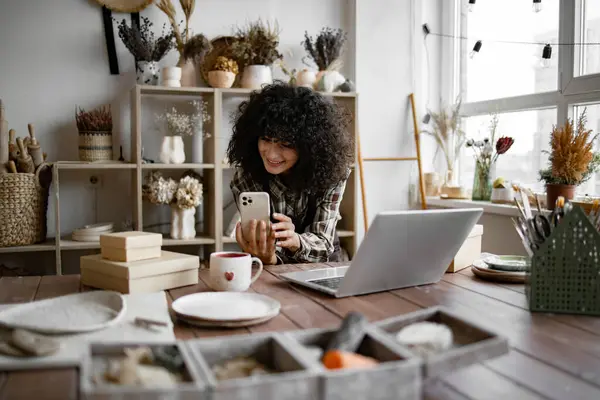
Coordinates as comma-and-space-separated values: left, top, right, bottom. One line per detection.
248, 199, 253, 203
242, 202, 247, 206
242, 197, 247, 201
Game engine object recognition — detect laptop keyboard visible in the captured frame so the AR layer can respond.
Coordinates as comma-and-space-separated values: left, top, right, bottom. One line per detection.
308, 276, 343, 289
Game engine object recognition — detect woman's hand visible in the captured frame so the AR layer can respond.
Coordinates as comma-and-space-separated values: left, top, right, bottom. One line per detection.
272, 213, 301, 253
236, 220, 277, 265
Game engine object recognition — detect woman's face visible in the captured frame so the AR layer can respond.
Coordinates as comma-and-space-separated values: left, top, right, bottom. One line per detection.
258, 137, 299, 175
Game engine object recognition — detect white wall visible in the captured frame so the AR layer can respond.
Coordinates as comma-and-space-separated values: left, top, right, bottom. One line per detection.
0, 0, 442, 274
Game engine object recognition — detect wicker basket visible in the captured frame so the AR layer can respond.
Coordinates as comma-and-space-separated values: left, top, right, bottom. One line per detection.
0, 163, 52, 247
526, 205, 600, 316
78, 130, 113, 162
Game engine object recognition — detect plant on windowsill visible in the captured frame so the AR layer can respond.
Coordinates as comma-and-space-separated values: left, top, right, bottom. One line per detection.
422, 97, 468, 199
538, 109, 600, 209
465, 113, 514, 201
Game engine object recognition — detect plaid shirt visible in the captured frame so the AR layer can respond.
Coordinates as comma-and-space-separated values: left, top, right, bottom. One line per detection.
230, 167, 349, 264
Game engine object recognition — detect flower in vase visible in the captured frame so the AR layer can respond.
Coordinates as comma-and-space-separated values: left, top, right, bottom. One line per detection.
155, 100, 212, 138
496, 136, 514, 155
175, 176, 203, 209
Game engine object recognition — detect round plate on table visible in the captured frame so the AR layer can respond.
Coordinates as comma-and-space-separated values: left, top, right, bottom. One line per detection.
471, 260, 526, 283
483, 255, 530, 272
171, 292, 281, 322
176, 310, 279, 328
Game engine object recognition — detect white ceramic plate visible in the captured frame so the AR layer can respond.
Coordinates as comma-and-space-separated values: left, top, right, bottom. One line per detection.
171, 292, 281, 322
0, 291, 126, 334
473, 260, 526, 276
74, 222, 114, 234
177, 310, 279, 328
483, 255, 530, 272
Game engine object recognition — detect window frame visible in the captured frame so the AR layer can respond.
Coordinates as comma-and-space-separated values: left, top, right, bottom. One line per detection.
445, 0, 600, 187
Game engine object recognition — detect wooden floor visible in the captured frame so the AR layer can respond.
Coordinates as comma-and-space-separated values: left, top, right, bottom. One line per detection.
0, 262, 599, 400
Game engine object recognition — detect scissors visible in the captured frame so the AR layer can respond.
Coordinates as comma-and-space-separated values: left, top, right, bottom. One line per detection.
528, 213, 553, 243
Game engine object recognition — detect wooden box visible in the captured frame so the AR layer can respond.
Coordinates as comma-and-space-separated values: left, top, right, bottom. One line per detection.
447, 224, 483, 273
100, 231, 163, 262
374, 306, 509, 378
282, 327, 421, 400
80, 342, 208, 400
184, 333, 321, 400
80, 251, 199, 294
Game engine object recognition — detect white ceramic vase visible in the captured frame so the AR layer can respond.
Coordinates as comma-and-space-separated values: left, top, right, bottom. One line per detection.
315, 70, 346, 92
162, 66, 182, 87
136, 61, 159, 85
159, 136, 185, 164
170, 206, 196, 240
240, 65, 272, 89
296, 69, 317, 88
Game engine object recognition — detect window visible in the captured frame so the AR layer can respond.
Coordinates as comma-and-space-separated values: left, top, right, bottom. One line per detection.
447, 0, 600, 197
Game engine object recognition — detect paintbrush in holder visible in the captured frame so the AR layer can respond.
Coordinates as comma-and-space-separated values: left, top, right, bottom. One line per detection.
15, 137, 34, 173
27, 124, 43, 168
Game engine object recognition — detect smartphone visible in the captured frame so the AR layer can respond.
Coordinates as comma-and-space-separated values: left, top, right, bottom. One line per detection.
239, 192, 271, 240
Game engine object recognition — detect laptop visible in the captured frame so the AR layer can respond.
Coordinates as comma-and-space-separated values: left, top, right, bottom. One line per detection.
279, 208, 483, 298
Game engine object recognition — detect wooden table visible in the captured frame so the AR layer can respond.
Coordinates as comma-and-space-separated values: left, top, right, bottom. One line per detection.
1, 263, 599, 400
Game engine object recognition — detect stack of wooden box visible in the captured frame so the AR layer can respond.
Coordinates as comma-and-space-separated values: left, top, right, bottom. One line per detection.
80, 232, 199, 294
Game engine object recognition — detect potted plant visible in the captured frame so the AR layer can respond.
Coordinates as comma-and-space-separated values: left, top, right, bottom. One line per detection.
465, 114, 515, 201
156, 0, 212, 87
143, 171, 202, 239
230, 19, 282, 89
301, 27, 347, 92
75, 105, 113, 162
208, 56, 238, 88
115, 16, 174, 85
539, 109, 600, 209
422, 98, 467, 197
154, 100, 211, 164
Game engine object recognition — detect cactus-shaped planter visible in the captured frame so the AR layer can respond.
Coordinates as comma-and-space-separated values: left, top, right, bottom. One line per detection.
527, 205, 600, 316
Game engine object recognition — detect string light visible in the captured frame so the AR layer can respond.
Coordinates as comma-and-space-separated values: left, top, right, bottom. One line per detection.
541, 43, 552, 68
468, 0, 476, 12
533, 0, 542, 13
469, 40, 482, 58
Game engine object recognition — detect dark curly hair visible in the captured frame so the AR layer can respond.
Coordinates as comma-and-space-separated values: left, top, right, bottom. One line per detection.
226, 82, 355, 195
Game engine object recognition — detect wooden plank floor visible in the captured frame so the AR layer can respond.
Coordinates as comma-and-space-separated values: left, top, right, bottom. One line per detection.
0, 264, 599, 399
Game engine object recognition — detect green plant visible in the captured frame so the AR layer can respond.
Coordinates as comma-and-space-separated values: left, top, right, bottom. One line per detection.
213, 56, 239, 74
539, 109, 600, 186
230, 19, 282, 65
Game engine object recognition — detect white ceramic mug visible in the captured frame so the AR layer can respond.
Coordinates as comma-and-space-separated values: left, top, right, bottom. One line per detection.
209, 252, 263, 292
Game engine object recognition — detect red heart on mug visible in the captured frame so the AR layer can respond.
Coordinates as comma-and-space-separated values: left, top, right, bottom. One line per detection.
224, 272, 234, 281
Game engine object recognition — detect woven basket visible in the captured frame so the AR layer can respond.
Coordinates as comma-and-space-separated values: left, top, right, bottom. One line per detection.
0, 163, 52, 247
78, 130, 113, 162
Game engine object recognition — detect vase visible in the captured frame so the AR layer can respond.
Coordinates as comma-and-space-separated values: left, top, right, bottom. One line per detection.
208, 71, 236, 88
314, 70, 346, 92
177, 57, 198, 87
161, 66, 182, 87
472, 160, 493, 201
296, 69, 317, 88
240, 65, 272, 89
136, 61, 159, 85
159, 136, 185, 164
546, 184, 576, 210
170, 206, 196, 240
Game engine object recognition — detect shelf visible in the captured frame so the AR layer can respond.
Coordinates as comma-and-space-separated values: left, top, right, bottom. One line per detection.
0, 239, 56, 254
55, 161, 136, 170
219, 87, 357, 98
222, 236, 237, 244
163, 236, 216, 246
142, 163, 215, 170
337, 230, 355, 238
59, 238, 101, 250
139, 85, 214, 96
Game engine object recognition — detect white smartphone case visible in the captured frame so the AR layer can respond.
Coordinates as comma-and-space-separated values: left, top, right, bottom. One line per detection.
239, 192, 271, 239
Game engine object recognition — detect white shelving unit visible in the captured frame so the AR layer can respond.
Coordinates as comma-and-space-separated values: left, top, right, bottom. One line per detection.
0, 85, 359, 275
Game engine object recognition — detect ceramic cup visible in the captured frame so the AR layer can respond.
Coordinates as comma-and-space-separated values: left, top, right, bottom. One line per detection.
209, 252, 263, 292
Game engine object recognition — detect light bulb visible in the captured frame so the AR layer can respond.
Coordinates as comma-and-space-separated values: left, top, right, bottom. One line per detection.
468, 0, 476, 12
533, 0, 542, 12
541, 43, 552, 68
470, 40, 482, 59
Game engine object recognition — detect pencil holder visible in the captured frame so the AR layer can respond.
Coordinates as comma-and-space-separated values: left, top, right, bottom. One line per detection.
527, 205, 600, 316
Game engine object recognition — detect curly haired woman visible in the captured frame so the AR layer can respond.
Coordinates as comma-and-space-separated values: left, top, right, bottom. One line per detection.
226, 82, 355, 265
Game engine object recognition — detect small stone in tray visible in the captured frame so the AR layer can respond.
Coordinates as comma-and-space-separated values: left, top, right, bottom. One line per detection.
395, 321, 453, 357
212, 356, 273, 381
0, 341, 29, 357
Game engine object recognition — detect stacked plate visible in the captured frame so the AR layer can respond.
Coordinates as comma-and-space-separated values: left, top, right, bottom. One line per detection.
171, 292, 281, 328
471, 254, 529, 283
71, 223, 114, 242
